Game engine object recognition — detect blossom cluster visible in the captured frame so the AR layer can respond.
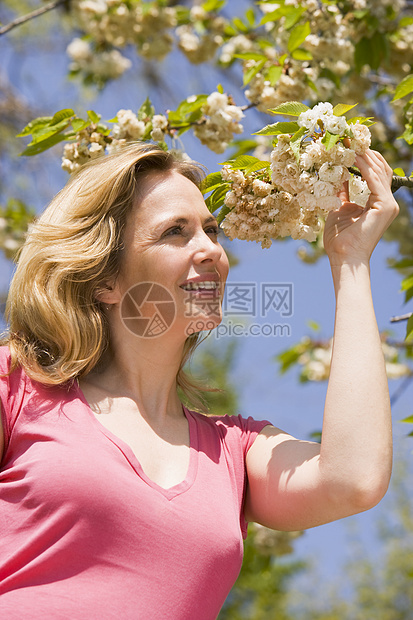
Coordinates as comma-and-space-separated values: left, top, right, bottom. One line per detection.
245, 59, 313, 114
220, 165, 307, 249
60, 107, 186, 174
271, 103, 371, 210
61, 126, 109, 174
67, 38, 131, 83
237, 0, 410, 115
68, 1, 231, 83
297, 337, 411, 382
220, 102, 372, 248
69, 0, 178, 82
0, 217, 25, 260
0, 204, 35, 261
176, 6, 227, 64
193, 92, 244, 154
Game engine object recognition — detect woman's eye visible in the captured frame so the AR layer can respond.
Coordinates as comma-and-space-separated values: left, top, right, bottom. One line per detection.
205, 226, 220, 236
164, 226, 184, 236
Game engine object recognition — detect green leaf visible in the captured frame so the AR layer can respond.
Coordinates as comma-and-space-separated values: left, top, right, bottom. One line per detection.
259, 9, 284, 26
400, 16, 413, 27
232, 16, 249, 33
284, 6, 306, 30
50, 109, 75, 125
291, 49, 313, 61
287, 21, 311, 53
353, 9, 369, 19
332, 103, 358, 116
401, 274, 413, 291
245, 8, 256, 26
347, 116, 375, 127
29, 119, 72, 144
216, 203, 233, 225
137, 97, 155, 122
289, 126, 307, 162
392, 74, 413, 101
306, 319, 321, 332
406, 314, 413, 340
201, 0, 225, 11
223, 155, 261, 170
243, 59, 266, 86
168, 94, 208, 130
309, 430, 322, 443
244, 160, 271, 175
392, 258, 413, 269
270, 101, 309, 116
265, 65, 283, 86
17, 116, 52, 137
87, 110, 101, 124
399, 124, 413, 145
205, 184, 230, 214
406, 287, 413, 304
96, 123, 110, 136
71, 118, 90, 133
20, 132, 67, 156
401, 414, 413, 424
253, 121, 300, 136
217, 83, 224, 94
321, 131, 341, 151
393, 167, 406, 176
277, 344, 305, 373
233, 52, 268, 61
201, 171, 224, 194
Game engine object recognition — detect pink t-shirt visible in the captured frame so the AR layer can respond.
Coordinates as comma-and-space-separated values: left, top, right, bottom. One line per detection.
0, 347, 271, 619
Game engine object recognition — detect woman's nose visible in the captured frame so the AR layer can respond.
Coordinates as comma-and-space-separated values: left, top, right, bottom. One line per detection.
192, 230, 223, 263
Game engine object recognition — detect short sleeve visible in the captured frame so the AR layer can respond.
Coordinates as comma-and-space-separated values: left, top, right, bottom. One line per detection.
235, 414, 272, 456
230, 415, 272, 538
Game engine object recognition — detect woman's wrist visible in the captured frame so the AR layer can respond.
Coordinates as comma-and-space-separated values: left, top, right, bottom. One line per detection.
328, 255, 371, 292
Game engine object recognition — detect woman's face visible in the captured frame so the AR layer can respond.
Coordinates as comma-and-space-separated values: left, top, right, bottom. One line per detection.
111, 170, 229, 339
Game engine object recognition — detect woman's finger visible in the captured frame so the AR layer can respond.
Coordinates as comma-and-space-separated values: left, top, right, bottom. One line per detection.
338, 180, 349, 204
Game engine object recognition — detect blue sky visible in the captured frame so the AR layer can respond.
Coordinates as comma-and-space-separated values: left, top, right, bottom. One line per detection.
1, 5, 412, 599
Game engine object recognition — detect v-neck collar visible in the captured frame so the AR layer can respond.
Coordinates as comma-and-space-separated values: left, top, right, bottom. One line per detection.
75, 382, 199, 501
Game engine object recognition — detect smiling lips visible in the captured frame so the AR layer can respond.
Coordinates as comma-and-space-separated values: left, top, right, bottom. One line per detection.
179, 273, 221, 296
180, 281, 219, 292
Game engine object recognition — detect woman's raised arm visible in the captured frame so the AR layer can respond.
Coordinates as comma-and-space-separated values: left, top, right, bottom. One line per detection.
245, 149, 398, 531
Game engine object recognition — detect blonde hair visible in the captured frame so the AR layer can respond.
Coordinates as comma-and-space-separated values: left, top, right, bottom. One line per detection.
3, 142, 209, 409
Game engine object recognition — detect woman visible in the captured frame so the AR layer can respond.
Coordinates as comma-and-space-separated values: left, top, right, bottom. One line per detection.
0, 143, 398, 618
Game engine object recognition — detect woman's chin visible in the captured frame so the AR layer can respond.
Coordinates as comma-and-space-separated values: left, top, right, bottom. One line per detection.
184, 314, 222, 337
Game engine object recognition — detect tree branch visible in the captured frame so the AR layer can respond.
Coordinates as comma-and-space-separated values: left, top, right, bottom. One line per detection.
390, 313, 413, 323
0, 0, 69, 36
348, 167, 413, 193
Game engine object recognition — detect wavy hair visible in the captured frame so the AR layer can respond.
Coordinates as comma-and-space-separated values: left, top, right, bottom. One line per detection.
3, 143, 211, 410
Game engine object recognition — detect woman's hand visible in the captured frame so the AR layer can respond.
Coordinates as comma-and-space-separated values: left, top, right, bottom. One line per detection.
323, 149, 399, 266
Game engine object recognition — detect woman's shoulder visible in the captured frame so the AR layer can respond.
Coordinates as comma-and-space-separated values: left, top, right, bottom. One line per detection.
185, 407, 272, 450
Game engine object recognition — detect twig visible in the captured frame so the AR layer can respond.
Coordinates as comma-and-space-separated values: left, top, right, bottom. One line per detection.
391, 175, 413, 192
390, 313, 413, 323
0, 0, 69, 36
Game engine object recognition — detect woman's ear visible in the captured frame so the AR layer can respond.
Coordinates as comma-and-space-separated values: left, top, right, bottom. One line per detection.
94, 280, 122, 305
